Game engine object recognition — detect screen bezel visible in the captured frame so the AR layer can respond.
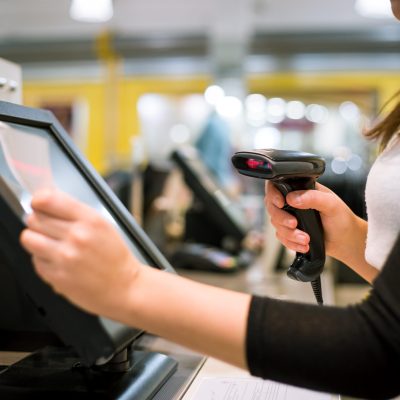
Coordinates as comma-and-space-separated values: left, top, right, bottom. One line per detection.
0, 100, 175, 365
171, 147, 247, 248
0, 101, 174, 274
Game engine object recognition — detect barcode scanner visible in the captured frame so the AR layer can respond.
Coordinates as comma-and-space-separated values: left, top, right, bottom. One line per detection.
231, 149, 326, 305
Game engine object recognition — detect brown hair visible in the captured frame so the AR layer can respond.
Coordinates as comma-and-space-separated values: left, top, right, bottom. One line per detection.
364, 91, 400, 151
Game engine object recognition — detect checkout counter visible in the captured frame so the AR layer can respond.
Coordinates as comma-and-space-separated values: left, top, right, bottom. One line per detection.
0, 247, 339, 400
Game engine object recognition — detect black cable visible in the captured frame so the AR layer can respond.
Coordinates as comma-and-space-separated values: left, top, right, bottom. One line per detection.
311, 276, 323, 305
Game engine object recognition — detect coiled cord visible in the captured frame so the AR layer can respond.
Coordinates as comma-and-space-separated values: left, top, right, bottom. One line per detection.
311, 276, 323, 305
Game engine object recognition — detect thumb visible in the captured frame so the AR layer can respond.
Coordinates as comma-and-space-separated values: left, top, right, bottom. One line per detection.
285, 187, 337, 216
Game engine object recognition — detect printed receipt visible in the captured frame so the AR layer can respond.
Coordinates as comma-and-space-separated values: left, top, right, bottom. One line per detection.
192, 377, 333, 400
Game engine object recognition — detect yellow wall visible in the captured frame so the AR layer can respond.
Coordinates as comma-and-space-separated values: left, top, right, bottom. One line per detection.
23, 76, 210, 173
23, 71, 399, 173
249, 72, 399, 111
23, 80, 107, 172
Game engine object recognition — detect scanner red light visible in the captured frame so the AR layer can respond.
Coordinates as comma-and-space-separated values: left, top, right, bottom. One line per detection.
246, 159, 263, 169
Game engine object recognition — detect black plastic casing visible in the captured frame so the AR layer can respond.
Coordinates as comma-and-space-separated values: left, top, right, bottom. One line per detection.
171, 147, 248, 253
232, 149, 326, 282
0, 100, 175, 366
231, 149, 325, 180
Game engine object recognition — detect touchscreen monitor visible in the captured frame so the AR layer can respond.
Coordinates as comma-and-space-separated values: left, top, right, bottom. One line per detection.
0, 101, 174, 366
171, 146, 248, 252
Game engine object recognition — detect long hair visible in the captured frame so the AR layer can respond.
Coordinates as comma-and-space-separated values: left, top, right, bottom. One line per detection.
364, 91, 400, 151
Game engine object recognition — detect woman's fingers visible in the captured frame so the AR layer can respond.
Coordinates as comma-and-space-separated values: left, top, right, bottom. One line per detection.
274, 224, 310, 250
265, 180, 316, 253
265, 181, 285, 208
285, 187, 337, 216
20, 228, 59, 260
31, 189, 93, 221
31, 255, 60, 286
276, 227, 310, 253
25, 211, 70, 240
268, 203, 297, 229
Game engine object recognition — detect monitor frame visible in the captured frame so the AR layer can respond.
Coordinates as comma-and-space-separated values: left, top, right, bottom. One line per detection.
0, 100, 175, 366
171, 146, 247, 253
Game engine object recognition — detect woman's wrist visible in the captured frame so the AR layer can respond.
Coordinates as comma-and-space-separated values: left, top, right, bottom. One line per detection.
107, 260, 148, 326
329, 214, 366, 260
329, 216, 377, 283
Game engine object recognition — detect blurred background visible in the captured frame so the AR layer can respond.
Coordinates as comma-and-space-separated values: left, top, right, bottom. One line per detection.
1, 0, 399, 284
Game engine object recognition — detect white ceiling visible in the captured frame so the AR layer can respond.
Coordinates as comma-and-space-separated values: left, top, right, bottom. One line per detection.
0, 0, 397, 40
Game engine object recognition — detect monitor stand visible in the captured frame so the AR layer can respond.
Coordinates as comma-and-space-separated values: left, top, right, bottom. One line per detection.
0, 345, 178, 399
185, 203, 239, 253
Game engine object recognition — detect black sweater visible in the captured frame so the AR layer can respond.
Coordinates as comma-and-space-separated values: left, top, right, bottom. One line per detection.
246, 234, 400, 400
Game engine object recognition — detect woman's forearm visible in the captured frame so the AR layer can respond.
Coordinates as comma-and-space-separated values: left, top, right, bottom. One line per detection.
330, 216, 378, 283
19, 189, 251, 367
120, 266, 251, 369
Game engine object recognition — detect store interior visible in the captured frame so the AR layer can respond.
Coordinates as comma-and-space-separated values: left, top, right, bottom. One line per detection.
2, 0, 400, 341
0, 0, 399, 398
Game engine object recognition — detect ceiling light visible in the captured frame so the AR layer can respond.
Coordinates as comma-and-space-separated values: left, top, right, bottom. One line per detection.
266, 98, 286, 118
70, 0, 114, 23
216, 96, 243, 119
254, 127, 281, 149
354, 0, 393, 18
305, 104, 329, 124
204, 85, 225, 106
286, 100, 306, 120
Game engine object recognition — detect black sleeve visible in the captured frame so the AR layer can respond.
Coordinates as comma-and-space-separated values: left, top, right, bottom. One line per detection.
246, 234, 400, 400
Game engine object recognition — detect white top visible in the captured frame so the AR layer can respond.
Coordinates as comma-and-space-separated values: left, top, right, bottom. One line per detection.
365, 134, 400, 270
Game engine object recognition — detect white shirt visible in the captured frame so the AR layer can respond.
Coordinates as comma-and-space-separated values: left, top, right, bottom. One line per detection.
365, 134, 400, 270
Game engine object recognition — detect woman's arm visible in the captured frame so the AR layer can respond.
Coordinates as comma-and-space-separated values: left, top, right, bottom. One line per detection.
20, 189, 400, 399
19, 189, 251, 368
265, 181, 378, 283
125, 266, 251, 368
333, 213, 378, 282
246, 233, 400, 399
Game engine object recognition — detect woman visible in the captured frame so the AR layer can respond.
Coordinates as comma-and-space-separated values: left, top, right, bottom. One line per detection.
20, 1, 400, 398
266, 90, 400, 284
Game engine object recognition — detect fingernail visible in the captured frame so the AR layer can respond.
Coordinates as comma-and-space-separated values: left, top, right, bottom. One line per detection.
273, 196, 282, 207
284, 218, 295, 228
291, 194, 302, 206
295, 233, 307, 244
297, 244, 308, 253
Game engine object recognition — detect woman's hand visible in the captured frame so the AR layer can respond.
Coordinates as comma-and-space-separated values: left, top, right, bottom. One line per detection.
20, 189, 141, 319
264, 181, 377, 282
19, 189, 251, 369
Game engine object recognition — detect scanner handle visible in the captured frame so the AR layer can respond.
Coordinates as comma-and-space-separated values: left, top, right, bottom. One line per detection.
274, 178, 325, 282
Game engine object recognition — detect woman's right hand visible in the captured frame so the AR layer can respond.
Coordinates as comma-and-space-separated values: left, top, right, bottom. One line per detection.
264, 181, 360, 262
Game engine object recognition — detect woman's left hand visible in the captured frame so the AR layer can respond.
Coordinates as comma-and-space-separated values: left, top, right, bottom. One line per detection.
20, 189, 141, 319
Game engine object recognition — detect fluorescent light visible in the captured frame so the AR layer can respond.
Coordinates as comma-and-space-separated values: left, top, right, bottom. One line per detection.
70, 0, 113, 23
286, 100, 306, 120
204, 85, 225, 106
354, 0, 393, 18
216, 96, 243, 119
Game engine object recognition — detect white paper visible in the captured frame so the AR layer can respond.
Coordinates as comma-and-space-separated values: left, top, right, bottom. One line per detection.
0, 121, 54, 195
192, 377, 333, 400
